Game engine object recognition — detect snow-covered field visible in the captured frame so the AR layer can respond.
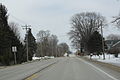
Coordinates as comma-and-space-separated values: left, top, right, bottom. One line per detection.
88, 54, 120, 67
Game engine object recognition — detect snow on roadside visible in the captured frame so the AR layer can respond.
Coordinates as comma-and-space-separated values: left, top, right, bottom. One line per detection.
87, 54, 120, 67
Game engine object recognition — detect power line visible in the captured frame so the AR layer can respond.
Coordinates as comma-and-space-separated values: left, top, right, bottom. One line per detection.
9, 13, 28, 25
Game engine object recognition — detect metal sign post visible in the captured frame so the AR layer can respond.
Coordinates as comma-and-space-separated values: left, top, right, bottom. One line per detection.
12, 46, 17, 64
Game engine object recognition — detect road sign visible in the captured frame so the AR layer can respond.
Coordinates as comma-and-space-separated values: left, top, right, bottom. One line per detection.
12, 46, 17, 52
12, 46, 17, 64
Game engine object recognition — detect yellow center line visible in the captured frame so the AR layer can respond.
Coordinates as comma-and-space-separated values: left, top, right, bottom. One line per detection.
25, 74, 37, 80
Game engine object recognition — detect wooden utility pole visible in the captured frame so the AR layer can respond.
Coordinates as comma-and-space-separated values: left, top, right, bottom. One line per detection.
100, 22, 105, 60
22, 25, 31, 62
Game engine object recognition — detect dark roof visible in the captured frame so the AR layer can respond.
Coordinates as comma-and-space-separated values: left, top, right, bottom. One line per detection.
112, 41, 120, 48
106, 40, 120, 48
105, 40, 120, 45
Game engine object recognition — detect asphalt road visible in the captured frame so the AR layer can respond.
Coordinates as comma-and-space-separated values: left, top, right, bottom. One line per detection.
0, 57, 120, 80
0, 58, 60, 80
27, 57, 120, 80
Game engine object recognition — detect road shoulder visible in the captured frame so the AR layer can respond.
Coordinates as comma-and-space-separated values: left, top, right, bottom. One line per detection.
78, 56, 120, 80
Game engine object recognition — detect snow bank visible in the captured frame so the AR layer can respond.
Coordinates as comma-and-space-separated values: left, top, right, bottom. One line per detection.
87, 54, 120, 67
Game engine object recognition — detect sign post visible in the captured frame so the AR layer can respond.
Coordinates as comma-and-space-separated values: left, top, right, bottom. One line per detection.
12, 46, 17, 64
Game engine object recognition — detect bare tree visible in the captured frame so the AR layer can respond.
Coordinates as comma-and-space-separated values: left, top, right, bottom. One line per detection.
106, 34, 120, 40
112, 15, 120, 27
9, 22, 20, 39
36, 30, 50, 56
36, 30, 59, 57
57, 43, 69, 57
112, 0, 120, 28
50, 35, 58, 57
69, 12, 106, 55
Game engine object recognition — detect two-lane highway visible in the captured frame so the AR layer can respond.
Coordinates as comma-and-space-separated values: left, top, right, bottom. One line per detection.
27, 57, 120, 80
0, 57, 120, 80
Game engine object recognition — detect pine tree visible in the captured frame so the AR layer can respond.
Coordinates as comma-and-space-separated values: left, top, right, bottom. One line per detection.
87, 31, 103, 55
24, 28, 37, 61
9, 22, 25, 64
0, 4, 24, 65
0, 4, 13, 65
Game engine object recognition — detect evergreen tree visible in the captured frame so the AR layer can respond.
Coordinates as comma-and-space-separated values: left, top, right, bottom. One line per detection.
9, 22, 25, 64
24, 28, 37, 61
0, 4, 13, 65
87, 31, 103, 55
0, 4, 24, 65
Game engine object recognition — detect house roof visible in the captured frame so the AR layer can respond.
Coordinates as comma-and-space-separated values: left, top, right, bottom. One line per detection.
105, 40, 120, 49
105, 40, 120, 45
112, 40, 120, 48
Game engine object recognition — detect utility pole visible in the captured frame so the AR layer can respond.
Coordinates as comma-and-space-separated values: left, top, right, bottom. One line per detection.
51, 37, 53, 56
100, 22, 105, 60
22, 25, 31, 62
41, 38, 43, 58
54, 45, 57, 57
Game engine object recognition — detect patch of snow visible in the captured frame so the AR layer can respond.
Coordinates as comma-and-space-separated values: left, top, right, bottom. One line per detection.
32, 57, 41, 60
69, 54, 76, 57
64, 53, 68, 57
87, 54, 120, 67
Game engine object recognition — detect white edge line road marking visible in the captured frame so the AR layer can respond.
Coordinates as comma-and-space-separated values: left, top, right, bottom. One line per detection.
78, 58, 119, 80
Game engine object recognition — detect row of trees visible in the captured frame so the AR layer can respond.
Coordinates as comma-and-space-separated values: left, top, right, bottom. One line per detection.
68, 12, 107, 59
107, 34, 120, 40
36, 30, 69, 57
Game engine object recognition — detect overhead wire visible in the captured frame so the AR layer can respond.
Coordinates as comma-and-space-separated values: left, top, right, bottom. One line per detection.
9, 13, 70, 39
8, 13, 28, 25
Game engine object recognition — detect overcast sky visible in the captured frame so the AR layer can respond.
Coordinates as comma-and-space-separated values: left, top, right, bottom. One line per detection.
1, 0, 120, 50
